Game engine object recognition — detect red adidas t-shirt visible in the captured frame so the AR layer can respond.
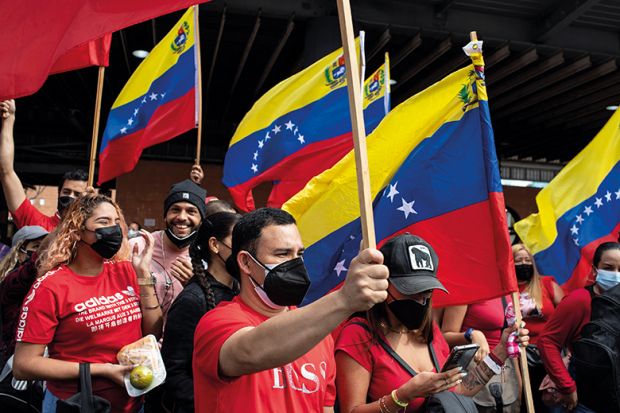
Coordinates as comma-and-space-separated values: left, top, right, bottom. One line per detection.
335, 318, 450, 413
17, 261, 143, 413
193, 296, 336, 413
12, 198, 60, 231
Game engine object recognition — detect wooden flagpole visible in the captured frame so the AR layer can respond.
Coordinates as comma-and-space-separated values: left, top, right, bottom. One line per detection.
194, 4, 204, 165
336, 0, 376, 249
513, 288, 536, 413
88, 66, 105, 187
469, 30, 535, 413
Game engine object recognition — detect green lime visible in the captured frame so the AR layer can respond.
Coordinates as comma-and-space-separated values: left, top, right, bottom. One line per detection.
129, 365, 154, 389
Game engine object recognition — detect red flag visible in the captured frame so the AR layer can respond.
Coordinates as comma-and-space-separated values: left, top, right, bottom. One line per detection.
50, 34, 112, 74
0, 1, 210, 100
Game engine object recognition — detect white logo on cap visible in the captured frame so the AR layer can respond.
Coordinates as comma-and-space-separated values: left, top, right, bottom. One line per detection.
408, 245, 433, 271
182, 192, 190, 199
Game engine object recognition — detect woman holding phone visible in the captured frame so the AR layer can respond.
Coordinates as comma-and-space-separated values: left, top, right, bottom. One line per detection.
335, 234, 529, 413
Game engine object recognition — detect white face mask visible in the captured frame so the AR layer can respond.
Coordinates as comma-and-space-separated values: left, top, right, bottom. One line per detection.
248, 273, 284, 310
596, 269, 620, 291
246, 254, 284, 309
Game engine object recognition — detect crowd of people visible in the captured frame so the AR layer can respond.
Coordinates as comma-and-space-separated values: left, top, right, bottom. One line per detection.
0, 97, 618, 413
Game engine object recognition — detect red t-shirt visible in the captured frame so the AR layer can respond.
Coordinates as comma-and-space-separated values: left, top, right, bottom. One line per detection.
519, 276, 557, 344
462, 297, 505, 349
538, 288, 592, 394
17, 261, 143, 413
12, 198, 60, 231
335, 318, 450, 412
192, 296, 336, 413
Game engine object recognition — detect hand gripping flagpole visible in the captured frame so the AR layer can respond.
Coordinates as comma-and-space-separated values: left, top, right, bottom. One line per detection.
336, 0, 376, 250
468, 30, 535, 413
88, 66, 105, 187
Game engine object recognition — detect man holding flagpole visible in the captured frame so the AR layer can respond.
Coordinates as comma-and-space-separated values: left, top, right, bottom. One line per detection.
0, 100, 87, 232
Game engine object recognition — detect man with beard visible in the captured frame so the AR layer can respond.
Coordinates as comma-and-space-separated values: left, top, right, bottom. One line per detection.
0, 100, 87, 231
131, 179, 207, 320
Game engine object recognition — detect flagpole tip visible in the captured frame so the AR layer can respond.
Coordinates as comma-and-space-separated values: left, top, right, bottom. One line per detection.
470, 31, 478, 42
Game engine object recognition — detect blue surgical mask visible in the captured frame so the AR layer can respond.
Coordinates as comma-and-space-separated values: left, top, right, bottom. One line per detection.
596, 269, 620, 291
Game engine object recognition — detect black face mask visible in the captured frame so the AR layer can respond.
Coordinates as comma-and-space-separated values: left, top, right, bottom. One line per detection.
57, 196, 76, 216
85, 224, 123, 259
515, 264, 534, 281
251, 255, 311, 306
165, 227, 198, 249
387, 295, 430, 331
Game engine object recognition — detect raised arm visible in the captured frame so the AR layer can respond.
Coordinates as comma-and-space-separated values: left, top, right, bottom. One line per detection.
0, 100, 26, 212
219, 248, 389, 377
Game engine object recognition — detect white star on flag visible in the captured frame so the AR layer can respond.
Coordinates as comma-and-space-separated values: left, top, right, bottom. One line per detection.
265, 132, 271, 141
298, 135, 305, 144
253, 151, 258, 161
605, 191, 612, 202
294, 127, 298, 135
386, 182, 399, 203
575, 214, 584, 224
570, 225, 579, 235
397, 197, 418, 219
595, 197, 603, 208
127, 118, 134, 126
141, 97, 147, 104
333, 259, 348, 277
258, 140, 264, 149
160, 92, 166, 99
133, 108, 139, 116
584, 205, 593, 216
251, 164, 258, 173
149, 92, 158, 101
616, 189, 620, 199
573, 238, 579, 246
285, 120, 294, 130
272, 124, 281, 134
120, 127, 127, 134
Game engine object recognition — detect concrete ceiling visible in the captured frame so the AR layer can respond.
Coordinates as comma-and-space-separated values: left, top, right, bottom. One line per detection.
13, 0, 620, 187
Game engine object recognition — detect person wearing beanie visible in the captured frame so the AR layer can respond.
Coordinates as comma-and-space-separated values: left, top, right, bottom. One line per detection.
130, 178, 207, 322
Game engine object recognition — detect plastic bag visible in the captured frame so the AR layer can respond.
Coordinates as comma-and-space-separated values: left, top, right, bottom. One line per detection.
116, 335, 166, 397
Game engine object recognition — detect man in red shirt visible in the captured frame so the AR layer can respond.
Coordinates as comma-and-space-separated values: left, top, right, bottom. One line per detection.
0, 100, 87, 231
193, 208, 390, 413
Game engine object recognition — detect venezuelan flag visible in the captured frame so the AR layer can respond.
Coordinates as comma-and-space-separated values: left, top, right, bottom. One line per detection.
222, 34, 390, 211
98, 7, 198, 185
515, 110, 620, 291
284, 43, 517, 307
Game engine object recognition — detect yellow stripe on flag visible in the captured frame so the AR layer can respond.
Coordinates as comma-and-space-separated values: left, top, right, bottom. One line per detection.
113, 7, 196, 108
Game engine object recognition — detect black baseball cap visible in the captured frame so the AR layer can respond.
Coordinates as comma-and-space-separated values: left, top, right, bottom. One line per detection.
380, 233, 448, 295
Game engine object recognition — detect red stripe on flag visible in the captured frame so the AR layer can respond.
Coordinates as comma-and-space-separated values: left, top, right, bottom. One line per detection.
228, 131, 354, 211
97, 89, 195, 185
379, 195, 517, 307
563, 222, 620, 292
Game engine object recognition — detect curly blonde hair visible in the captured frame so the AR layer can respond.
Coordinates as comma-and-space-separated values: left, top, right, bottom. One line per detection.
38, 192, 130, 275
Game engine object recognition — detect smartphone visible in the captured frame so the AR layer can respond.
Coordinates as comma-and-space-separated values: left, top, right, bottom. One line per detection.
441, 343, 480, 372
